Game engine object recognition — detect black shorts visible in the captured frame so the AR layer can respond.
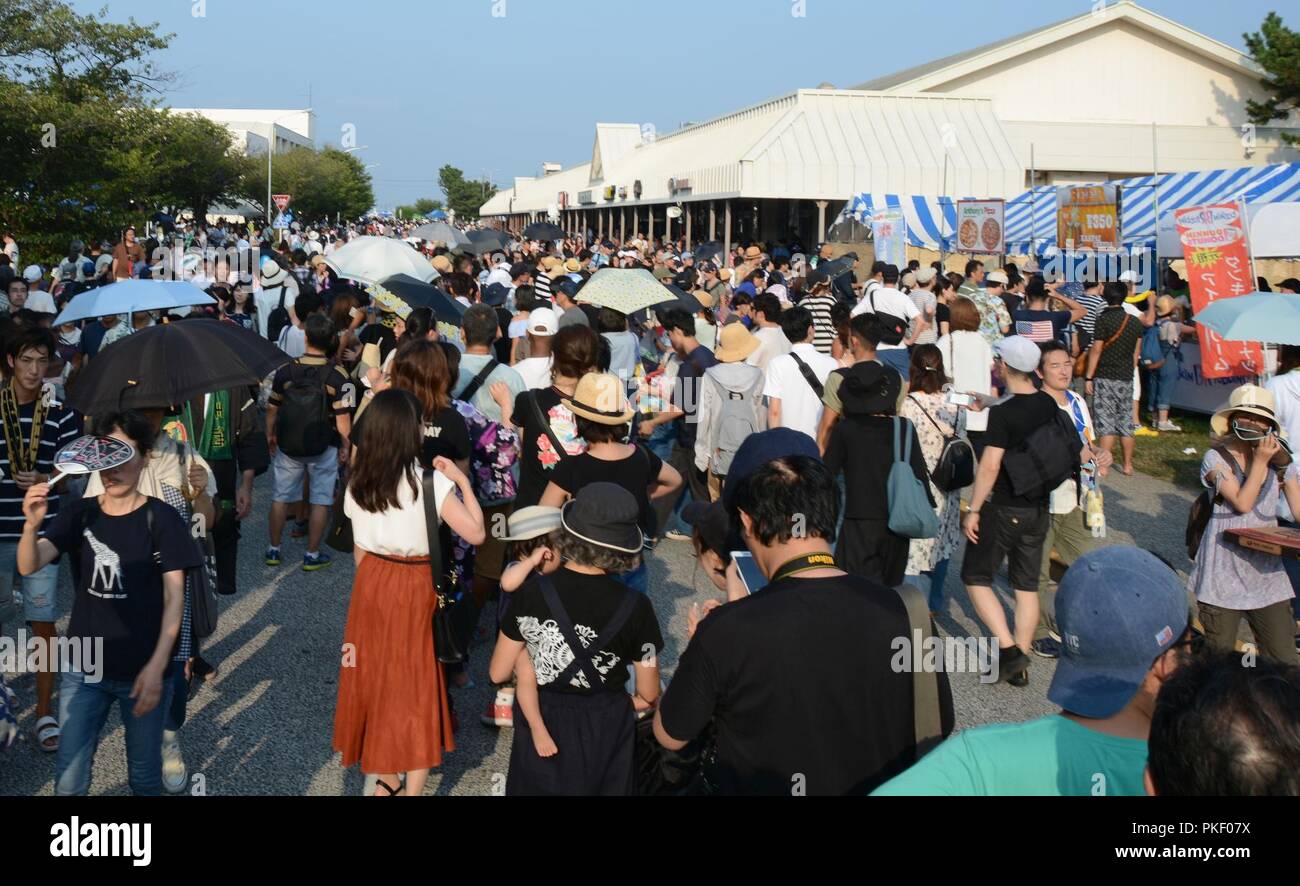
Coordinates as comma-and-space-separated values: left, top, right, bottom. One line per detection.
960, 503, 1049, 591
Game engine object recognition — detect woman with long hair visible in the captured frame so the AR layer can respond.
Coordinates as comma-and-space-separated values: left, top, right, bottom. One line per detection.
225, 283, 257, 332
900, 344, 964, 614
334, 389, 486, 796
368, 339, 471, 474
499, 325, 600, 509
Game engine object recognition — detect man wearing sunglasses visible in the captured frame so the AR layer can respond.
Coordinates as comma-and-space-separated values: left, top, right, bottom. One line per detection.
875, 547, 1195, 795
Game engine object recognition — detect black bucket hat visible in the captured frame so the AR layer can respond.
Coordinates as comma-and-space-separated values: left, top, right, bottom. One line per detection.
839, 361, 901, 416
560, 482, 643, 554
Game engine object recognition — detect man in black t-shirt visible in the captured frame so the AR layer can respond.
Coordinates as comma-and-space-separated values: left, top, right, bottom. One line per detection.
654, 429, 954, 795
962, 335, 1080, 688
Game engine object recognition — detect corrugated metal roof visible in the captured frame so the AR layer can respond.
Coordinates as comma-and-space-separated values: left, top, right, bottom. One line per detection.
482, 90, 1023, 215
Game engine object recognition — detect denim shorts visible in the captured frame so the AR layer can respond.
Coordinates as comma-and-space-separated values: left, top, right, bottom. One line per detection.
271, 447, 338, 506
0, 541, 61, 623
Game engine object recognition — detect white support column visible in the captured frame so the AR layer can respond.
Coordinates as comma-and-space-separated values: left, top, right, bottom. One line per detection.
648, 204, 655, 245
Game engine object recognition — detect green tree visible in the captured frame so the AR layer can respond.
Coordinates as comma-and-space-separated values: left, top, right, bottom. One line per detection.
246, 146, 375, 223
438, 165, 495, 219
395, 197, 445, 219
1245, 12, 1300, 145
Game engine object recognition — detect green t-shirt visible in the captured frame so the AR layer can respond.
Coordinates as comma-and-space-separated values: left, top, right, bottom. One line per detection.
870, 714, 1148, 796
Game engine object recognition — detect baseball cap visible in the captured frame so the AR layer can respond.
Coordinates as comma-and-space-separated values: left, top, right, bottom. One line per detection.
22, 265, 41, 283
985, 269, 1009, 286
1048, 547, 1189, 718
553, 276, 579, 299
722, 428, 822, 509
914, 266, 937, 285
1118, 269, 1141, 284
681, 251, 694, 262
526, 307, 558, 335
993, 335, 1043, 373
482, 282, 510, 307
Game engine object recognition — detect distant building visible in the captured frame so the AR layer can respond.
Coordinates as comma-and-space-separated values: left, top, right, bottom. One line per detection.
170, 108, 315, 155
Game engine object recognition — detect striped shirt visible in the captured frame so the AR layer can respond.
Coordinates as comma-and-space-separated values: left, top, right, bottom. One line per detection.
802, 293, 839, 355
909, 290, 938, 344
1074, 292, 1107, 339
0, 398, 80, 540
535, 273, 552, 299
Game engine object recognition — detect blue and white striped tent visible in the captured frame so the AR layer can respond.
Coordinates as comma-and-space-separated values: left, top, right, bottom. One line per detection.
1003, 163, 1300, 254
835, 193, 974, 251
837, 163, 1300, 254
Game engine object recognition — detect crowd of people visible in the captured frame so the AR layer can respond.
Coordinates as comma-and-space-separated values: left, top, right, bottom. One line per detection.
1, 216, 1299, 797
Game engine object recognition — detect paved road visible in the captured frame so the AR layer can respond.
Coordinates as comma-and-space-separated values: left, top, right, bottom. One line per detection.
0, 468, 1195, 796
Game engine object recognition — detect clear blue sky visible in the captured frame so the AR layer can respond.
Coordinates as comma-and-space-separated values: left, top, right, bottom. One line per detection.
84, 0, 1285, 209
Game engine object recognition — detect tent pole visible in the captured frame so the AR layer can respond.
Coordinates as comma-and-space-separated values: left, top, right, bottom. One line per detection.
1152, 123, 1160, 295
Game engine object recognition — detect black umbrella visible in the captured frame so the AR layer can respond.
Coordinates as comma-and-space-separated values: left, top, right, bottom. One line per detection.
379, 274, 466, 325
65, 317, 290, 415
658, 284, 705, 316
522, 221, 565, 241
692, 242, 723, 263
463, 228, 511, 256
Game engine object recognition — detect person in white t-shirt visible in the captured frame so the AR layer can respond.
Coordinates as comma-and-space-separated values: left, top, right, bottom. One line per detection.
935, 295, 995, 443
852, 264, 925, 377
745, 293, 792, 373
764, 306, 840, 441
1119, 271, 1158, 436
514, 308, 556, 390
255, 261, 299, 340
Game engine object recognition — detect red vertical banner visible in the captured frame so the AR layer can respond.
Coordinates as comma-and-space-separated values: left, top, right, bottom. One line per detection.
1174, 201, 1263, 380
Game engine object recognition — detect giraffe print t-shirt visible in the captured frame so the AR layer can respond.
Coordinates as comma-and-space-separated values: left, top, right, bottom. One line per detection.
43, 496, 200, 681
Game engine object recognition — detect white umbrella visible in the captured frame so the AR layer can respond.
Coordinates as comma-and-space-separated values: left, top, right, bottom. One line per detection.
324, 236, 438, 286
410, 222, 471, 251
54, 280, 217, 326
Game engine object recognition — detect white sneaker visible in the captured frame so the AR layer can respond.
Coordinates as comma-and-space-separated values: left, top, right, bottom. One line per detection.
1157, 421, 1182, 432
161, 729, 188, 795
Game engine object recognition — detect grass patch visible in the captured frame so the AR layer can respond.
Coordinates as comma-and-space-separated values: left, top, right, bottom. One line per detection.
1130, 409, 1212, 490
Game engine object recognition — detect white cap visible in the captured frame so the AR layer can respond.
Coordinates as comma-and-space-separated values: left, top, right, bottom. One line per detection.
914, 266, 937, 285
22, 265, 42, 283
527, 307, 559, 336
994, 335, 1043, 373
985, 269, 1009, 286
1118, 270, 1140, 284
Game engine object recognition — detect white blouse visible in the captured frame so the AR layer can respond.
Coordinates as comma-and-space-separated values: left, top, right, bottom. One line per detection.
345, 464, 454, 556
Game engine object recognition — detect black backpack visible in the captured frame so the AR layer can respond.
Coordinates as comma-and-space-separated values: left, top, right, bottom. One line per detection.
868, 289, 909, 346
266, 285, 291, 344
276, 361, 333, 458
1000, 408, 1081, 500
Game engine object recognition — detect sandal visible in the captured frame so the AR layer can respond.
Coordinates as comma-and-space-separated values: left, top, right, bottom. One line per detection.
34, 714, 59, 753
375, 779, 402, 796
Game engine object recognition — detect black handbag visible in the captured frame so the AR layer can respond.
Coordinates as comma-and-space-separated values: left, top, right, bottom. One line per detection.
423, 470, 477, 665
326, 469, 353, 553
173, 444, 221, 636
908, 395, 975, 492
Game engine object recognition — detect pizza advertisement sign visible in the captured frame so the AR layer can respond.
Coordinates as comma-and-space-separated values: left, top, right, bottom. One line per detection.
1056, 184, 1120, 251
955, 200, 1005, 254
1175, 201, 1263, 380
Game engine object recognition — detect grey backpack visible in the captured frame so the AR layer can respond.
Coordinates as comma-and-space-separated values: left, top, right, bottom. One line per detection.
708, 368, 761, 476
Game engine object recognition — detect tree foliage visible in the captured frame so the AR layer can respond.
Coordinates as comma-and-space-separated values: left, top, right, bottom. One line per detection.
1245, 12, 1300, 145
396, 197, 445, 218
242, 146, 375, 223
438, 165, 496, 219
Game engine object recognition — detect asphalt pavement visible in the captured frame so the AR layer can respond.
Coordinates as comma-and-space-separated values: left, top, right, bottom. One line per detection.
0, 466, 1195, 796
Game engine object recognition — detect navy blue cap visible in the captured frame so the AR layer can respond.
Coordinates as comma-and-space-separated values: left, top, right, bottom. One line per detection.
1048, 547, 1190, 718
721, 428, 822, 510
482, 282, 510, 307
553, 276, 579, 299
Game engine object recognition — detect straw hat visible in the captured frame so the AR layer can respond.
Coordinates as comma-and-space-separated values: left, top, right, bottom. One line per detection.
564, 257, 582, 274
1155, 295, 1176, 316
431, 255, 454, 274
562, 372, 635, 424
744, 246, 762, 260
1210, 384, 1282, 437
714, 321, 760, 363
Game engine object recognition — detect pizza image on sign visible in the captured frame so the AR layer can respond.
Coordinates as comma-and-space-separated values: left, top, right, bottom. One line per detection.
981, 217, 1002, 252
959, 218, 978, 250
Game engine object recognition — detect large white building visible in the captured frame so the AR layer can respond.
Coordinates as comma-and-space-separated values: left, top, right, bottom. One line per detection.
169, 108, 315, 155
482, 1, 1298, 250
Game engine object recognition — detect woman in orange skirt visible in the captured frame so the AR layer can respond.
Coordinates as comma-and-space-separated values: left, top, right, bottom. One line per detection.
333, 390, 486, 796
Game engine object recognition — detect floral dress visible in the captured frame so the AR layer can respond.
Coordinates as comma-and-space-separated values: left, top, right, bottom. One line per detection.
446, 399, 520, 593
900, 391, 963, 575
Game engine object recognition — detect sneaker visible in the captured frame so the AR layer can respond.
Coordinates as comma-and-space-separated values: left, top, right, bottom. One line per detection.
997, 647, 1031, 686
664, 529, 692, 542
481, 690, 515, 727
302, 550, 332, 572
1156, 421, 1182, 432
1030, 637, 1061, 659
1135, 425, 1160, 437
161, 730, 188, 795
264, 546, 281, 566
289, 519, 309, 538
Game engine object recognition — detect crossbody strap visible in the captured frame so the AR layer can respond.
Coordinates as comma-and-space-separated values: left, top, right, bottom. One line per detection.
907, 394, 950, 439
789, 352, 824, 398
421, 470, 445, 594
893, 584, 943, 758
526, 390, 572, 464
1100, 314, 1129, 350
459, 359, 500, 403
539, 575, 639, 690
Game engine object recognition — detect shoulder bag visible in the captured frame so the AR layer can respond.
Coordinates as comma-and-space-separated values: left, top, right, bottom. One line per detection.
907, 395, 975, 492
424, 470, 477, 665
886, 417, 940, 539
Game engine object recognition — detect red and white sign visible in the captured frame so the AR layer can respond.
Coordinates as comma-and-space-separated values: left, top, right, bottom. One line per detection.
272, 194, 292, 211
1175, 201, 1263, 380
